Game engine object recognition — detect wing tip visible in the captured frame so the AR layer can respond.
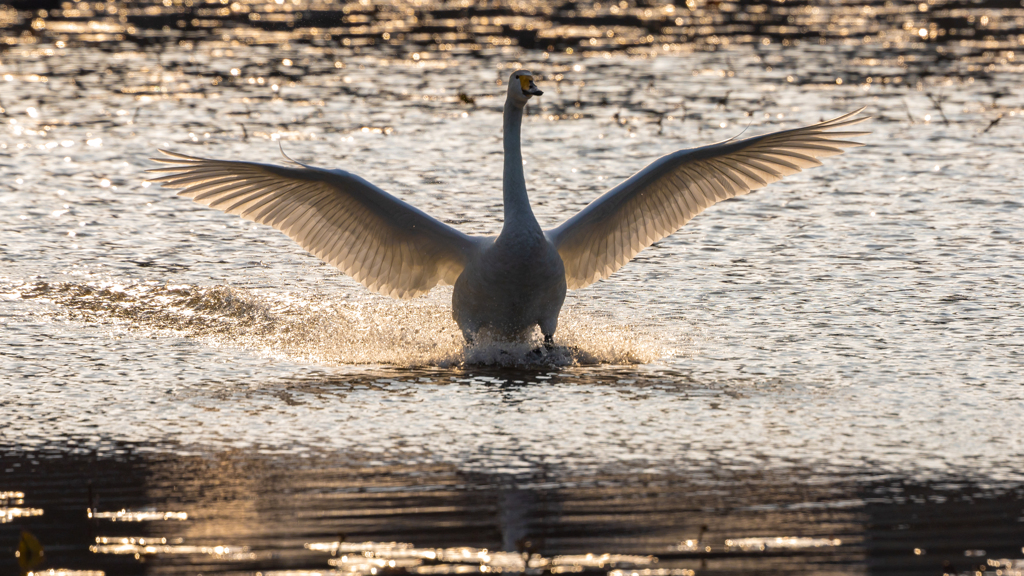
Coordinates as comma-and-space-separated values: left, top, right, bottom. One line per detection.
147, 150, 206, 180
151, 149, 203, 162
818, 107, 871, 129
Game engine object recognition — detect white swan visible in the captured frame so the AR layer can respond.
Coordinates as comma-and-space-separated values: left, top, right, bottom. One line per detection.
150, 70, 867, 347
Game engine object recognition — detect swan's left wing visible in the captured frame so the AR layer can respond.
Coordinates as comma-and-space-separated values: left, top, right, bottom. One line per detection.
547, 108, 868, 290
148, 151, 478, 299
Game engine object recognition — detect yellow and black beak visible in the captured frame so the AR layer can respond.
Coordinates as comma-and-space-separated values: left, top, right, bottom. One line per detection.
519, 75, 543, 96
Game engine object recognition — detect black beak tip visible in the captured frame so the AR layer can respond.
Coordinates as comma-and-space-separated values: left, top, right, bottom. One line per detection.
534, 90, 544, 96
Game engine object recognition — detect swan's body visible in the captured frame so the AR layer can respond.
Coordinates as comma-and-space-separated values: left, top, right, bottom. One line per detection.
151, 70, 867, 345
452, 81, 567, 343
452, 224, 566, 343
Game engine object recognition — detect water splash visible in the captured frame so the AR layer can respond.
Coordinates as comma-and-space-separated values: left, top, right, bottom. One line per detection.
14, 280, 667, 368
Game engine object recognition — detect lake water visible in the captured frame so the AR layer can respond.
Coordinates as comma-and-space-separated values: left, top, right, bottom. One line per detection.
2, 0, 1023, 574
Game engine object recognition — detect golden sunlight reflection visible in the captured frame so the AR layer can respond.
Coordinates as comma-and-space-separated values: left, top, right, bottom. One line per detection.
259, 572, 339, 576
608, 570, 695, 576
987, 559, 1024, 576
26, 571, 106, 576
723, 536, 842, 551
307, 541, 660, 575
1, 506, 44, 522
606, 565, 696, 569
88, 508, 188, 521
90, 536, 255, 560
548, 554, 655, 568
25, 565, 105, 569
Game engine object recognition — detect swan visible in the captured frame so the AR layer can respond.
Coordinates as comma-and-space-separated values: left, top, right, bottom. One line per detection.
150, 70, 867, 347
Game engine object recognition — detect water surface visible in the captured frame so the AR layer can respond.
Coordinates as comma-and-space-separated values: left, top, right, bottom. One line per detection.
2, 1, 1023, 574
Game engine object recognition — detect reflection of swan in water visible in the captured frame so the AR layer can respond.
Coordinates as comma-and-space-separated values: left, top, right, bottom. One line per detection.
150, 70, 867, 347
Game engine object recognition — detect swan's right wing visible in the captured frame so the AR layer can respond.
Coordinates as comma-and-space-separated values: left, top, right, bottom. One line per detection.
547, 108, 868, 290
149, 151, 478, 299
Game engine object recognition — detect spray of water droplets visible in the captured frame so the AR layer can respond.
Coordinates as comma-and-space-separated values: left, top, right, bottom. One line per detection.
12, 279, 675, 368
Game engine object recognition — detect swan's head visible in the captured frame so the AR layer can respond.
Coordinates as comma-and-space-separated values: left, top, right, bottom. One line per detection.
507, 70, 543, 107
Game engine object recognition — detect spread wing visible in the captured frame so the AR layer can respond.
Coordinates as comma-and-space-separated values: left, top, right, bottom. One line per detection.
546, 108, 869, 290
148, 151, 479, 299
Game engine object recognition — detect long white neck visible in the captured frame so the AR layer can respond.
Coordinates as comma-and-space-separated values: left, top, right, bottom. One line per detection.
501, 100, 540, 236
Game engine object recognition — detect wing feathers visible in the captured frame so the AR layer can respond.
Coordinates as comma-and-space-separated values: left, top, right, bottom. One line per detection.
549, 108, 868, 290
280, 188, 327, 236
150, 151, 477, 298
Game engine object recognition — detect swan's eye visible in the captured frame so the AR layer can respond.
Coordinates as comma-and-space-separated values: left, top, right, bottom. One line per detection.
519, 75, 532, 91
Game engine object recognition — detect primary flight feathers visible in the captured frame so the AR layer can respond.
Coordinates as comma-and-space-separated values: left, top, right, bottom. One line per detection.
148, 152, 477, 298
548, 107, 868, 289
149, 108, 867, 297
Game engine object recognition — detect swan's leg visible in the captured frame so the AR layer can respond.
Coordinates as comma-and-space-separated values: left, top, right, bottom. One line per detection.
455, 308, 480, 347
539, 316, 558, 351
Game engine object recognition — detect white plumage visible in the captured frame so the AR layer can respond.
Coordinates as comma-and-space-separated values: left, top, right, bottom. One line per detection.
548, 108, 868, 290
150, 150, 476, 298
150, 70, 867, 346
